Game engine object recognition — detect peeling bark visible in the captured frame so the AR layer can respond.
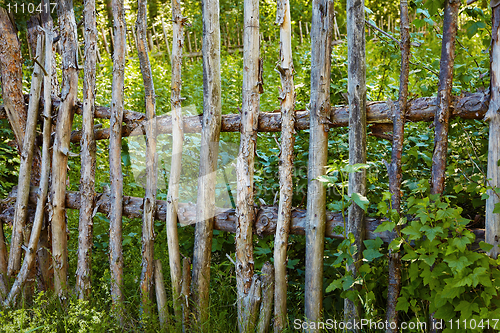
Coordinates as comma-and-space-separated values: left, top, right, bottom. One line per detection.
167, 0, 185, 325
305, 0, 334, 329
109, 0, 127, 319
181, 257, 191, 332
274, 1, 295, 330
257, 262, 274, 333
385, 1, 410, 331
154, 259, 169, 329
430, 0, 460, 195
486, 3, 500, 258
236, 0, 261, 331
136, 0, 157, 311
346, 0, 367, 326
190, 0, 222, 326
76, 0, 98, 301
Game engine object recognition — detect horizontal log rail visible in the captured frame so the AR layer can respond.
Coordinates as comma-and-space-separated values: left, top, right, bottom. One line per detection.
0, 187, 485, 245
0, 91, 489, 143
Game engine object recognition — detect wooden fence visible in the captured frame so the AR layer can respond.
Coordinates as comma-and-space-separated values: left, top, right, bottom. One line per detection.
0, 0, 499, 332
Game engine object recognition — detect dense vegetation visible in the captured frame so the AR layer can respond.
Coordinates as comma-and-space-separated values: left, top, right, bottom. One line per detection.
0, 0, 498, 331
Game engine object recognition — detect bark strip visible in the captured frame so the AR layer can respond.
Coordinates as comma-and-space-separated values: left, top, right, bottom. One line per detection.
346, 0, 367, 326
136, 0, 157, 311
76, 0, 98, 300
154, 259, 169, 329
167, 0, 185, 325
181, 257, 192, 332
109, 0, 127, 318
385, 1, 410, 331
486, 3, 500, 258
50, 0, 78, 297
257, 262, 274, 333
5, 28, 51, 306
190, 0, 222, 326
430, 0, 460, 195
8, 34, 45, 277
305, 0, 334, 329
236, 0, 261, 331
274, 0, 295, 330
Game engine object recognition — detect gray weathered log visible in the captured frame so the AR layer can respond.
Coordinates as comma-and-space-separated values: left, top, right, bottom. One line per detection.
76, 0, 98, 300
8, 34, 45, 277
167, 0, 185, 325
236, 0, 261, 331
136, 0, 157, 311
51, 0, 79, 296
109, 0, 127, 319
181, 257, 191, 333
154, 259, 169, 329
346, 0, 367, 326
190, 0, 222, 326
274, 0, 295, 330
257, 262, 274, 333
305, 0, 334, 329
486, 3, 500, 258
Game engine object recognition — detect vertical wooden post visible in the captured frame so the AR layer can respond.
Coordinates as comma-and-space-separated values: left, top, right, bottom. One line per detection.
187, 30, 192, 53
167, 0, 186, 325
430, 0, 460, 195
305, 0, 334, 330
137, 0, 157, 311
51, 0, 79, 297
345, 0, 367, 326
385, 1, 410, 331
154, 260, 169, 329
274, 0, 296, 330
101, 25, 110, 54
299, 21, 303, 44
76, 0, 98, 301
190, 0, 222, 326
236, 0, 262, 330
109, 0, 127, 320
161, 18, 171, 62
256, 262, 274, 333
486, 3, 500, 258
181, 257, 192, 332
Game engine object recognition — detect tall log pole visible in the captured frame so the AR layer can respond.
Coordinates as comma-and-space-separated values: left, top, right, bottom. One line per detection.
5, 29, 51, 305
167, 0, 185, 325
51, 0, 78, 296
137, 0, 157, 312
76, 0, 98, 300
109, 0, 127, 319
345, 0, 367, 326
274, 0, 296, 330
236, 0, 261, 330
486, 3, 500, 258
385, 1, 410, 331
430, 0, 460, 195
190, 0, 222, 326
304, 0, 334, 329
8, 34, 45, 277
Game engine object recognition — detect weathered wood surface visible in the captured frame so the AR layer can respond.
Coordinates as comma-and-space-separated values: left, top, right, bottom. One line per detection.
257, 262, 274, 333
386, 1, 410, 330
486, 3, 500, 258
154, 259, 169, 329
430, 0, 460, 195
65, 91, 489, 142
109, 0, 127, 317
51, 0, 79, 296
305, 0, 334, 329
167, 0, 185, 325
274, 0, 296, 330
346, 0, 367, 326
76, 0, 98, 300
236, 0, 261, 330
190, 0, 222, 326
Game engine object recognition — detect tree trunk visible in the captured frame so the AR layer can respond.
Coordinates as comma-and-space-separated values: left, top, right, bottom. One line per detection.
274, 0, 295, 330
51, 0, 79, 297
190, 0, 222, 326
8, 33, 45, 277
167, 0, 185, 325
386, 1, 410, 331
305, 1, 334, 329
486, 3, 500, 258
345, 0, 367, 327
109, 0, 127, 320
181, 257, 191, 332
154, 259, 169, 329
5, 29, 52, 306
236, 0, 261, 331
161, 18, 171, 63
76, 0, 98, 300
430, 0, 460, 195
257, 262, 274, 333
136, 0, 157, 312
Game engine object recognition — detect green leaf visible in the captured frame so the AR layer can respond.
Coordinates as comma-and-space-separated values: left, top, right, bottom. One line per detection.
395, 296, 409, 312
374, 221, 395, 233
493, 203, 500, 214
351, 192, 369, 212
343, 163, 370, 174
444, 255, 472, 273
452, 237, 471, 252
402, 223, 422, 240
419, 253, 438, 266
479, 241, 494, 252
326, 278, 342, 293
